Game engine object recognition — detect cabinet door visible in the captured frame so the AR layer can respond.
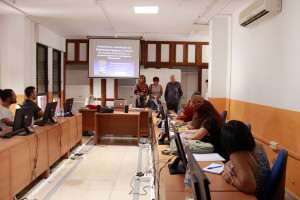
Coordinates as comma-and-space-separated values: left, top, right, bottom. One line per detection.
174, 43, 185, 64
187, 44, 196, 64
147, 43, 157, 63
161, 43, 170, 63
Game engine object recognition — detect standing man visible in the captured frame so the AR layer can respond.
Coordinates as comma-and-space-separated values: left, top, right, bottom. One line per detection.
164, 75, 183, 113
22, 86, 44, 120
0, 89, 17, 130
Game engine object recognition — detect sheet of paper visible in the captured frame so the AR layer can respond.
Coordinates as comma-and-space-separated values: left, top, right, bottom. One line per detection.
203, 163, 224, 174
192, 153, 225, 162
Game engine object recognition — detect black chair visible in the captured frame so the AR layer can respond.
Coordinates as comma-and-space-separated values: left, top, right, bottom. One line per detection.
247, 124, 251, 131
259, 149, 288, 200
221, 110, 227, 120
0, 127, 2, 131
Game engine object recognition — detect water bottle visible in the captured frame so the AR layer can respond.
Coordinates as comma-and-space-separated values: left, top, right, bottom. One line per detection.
161, 119, 165, 133
60, 107, 64, 117
167, 115, 171, 129
185, 164, 194, 200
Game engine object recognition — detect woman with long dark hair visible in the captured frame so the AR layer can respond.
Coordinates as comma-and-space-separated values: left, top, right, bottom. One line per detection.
179, 98, 229, 161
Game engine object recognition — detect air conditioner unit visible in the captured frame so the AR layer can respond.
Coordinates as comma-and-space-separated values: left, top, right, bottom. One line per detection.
239, 0, 282, 27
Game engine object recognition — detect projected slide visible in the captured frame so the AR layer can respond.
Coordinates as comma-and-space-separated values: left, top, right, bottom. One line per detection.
89, 39, 140, 78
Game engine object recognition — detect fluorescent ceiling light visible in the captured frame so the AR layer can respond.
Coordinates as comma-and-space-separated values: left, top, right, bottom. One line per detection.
134, 6, 158, 14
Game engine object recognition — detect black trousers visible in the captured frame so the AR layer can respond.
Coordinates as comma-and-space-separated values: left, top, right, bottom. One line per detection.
166, 103, 179, 114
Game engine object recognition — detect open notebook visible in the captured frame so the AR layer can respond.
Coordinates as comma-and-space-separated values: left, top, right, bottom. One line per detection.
192, 153, 225, 162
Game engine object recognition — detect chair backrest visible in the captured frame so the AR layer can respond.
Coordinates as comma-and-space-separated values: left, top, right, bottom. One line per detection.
247, 124, 251, 131
260, 149, 288, 200
177, 108, 184, 115
0, 127, 2, 131
221, 111, 227, 120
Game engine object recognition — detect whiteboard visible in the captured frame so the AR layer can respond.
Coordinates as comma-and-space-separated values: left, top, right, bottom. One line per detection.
140, 68, 181, 103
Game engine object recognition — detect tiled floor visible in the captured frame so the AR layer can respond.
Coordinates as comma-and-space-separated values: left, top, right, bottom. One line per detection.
20, 136, 152, 200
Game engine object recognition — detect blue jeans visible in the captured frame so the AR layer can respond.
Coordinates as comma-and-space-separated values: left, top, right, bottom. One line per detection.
149, 101, 158, 110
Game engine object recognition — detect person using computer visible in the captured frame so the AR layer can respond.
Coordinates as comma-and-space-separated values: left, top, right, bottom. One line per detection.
220, 120, 270, 198
0, 89, 17, 130
164, 75, 183, 113
178, 98, 229, 161
22, 86, 44, 120
177, 92, 201, 122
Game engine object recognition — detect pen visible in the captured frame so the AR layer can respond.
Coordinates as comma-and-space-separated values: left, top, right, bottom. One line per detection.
207, 166, 223, 169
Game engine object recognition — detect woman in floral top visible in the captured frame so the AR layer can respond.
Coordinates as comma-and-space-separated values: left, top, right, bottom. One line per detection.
134, 75, 149, 107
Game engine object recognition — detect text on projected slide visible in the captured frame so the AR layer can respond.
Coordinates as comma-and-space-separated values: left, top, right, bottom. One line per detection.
94, 45, 134, 76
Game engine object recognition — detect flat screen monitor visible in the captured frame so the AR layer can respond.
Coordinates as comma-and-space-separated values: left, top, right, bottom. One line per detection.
186, 147, 211, 200
13, 106, 34, 133
168, 124, 187, 174
158, 110, 170, 145
43, 102, 58, 124
64, 98, 74, 116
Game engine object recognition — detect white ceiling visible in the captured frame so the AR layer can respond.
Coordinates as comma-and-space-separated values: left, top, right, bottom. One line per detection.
0, 0, 250, 40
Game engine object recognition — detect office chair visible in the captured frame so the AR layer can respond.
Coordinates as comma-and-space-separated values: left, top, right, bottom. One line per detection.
177, 108, 184, 115
221, 111, 227, 120
247, 124, 251, 131
259, 149, 288, 200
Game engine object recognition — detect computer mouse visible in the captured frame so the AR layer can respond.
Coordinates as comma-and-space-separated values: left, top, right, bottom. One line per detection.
38, 124, 45, 126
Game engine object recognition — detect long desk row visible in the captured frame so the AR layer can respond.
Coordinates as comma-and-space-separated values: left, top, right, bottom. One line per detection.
0, 114, 82, 200
151, 112, 256, 200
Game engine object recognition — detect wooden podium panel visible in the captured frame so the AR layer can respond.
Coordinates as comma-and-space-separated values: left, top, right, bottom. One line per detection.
0, 150, 10, 200
95, 112, 140, 146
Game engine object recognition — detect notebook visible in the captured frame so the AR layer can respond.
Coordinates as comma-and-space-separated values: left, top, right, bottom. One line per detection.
203, 163, 224, 174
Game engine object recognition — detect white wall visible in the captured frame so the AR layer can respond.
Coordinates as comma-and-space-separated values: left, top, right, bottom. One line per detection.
208, 16, 231, 99
230, 0, 300, 111
36, 24, 66, 52
0, 15, 35, 94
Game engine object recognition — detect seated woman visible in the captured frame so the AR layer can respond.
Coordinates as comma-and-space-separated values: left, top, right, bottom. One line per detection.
134, 75, 149, 108
177, 91, 200, 122
179, 99, 229, 161
221, 120, 270, 198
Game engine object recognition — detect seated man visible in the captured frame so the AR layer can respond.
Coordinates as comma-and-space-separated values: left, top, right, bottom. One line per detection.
0, 89, 17, 130
22, 86, 44, 120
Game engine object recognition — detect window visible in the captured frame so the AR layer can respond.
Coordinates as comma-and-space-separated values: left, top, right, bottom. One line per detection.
53, 49, 61, 112
36, 43, 48, 110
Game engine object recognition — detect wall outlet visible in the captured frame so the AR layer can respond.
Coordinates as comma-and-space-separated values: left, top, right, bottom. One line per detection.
270, 141, 278, 150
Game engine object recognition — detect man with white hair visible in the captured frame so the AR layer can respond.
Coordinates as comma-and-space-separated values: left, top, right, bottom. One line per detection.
164, 75, 183, 113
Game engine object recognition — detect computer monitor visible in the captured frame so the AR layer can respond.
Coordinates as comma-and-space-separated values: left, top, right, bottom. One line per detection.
43, 102, 58, 124
157, 106, 165, 128
14, 106, 34, 134
0, 107, 34, 138
186, 147, 211, 200
168, 124, 188, 174
158, 111, 171, 145
64, 98, 74, 116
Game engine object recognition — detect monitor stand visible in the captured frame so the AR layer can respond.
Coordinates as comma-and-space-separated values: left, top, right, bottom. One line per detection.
158, 133, 170, 145
168, 157, 186, 174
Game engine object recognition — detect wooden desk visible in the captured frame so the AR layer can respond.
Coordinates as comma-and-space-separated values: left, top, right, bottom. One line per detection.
0, 114, 82, 200
79, 109, 149, 136
94, 112, 141, 146
151, 112, 256, 200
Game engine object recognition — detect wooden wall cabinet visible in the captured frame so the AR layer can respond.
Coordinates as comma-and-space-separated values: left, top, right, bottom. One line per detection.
66, 40, 89, 65
141, 41, 209, 68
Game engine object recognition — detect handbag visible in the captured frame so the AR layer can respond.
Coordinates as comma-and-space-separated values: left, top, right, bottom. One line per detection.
170, 139, 214, 154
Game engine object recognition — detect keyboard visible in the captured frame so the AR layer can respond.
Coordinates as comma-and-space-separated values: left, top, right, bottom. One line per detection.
0, 129, 26, 138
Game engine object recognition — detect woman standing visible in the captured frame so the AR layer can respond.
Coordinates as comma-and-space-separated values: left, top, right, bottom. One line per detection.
134, 75, 149, 107
148, 77, 163, 110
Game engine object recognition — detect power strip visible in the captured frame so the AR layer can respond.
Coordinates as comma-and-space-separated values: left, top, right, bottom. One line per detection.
135, 175, 151, 182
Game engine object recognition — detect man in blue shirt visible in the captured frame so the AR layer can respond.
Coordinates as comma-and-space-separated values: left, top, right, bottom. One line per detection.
164, 75, 183, 113
22, 86, 44, 120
